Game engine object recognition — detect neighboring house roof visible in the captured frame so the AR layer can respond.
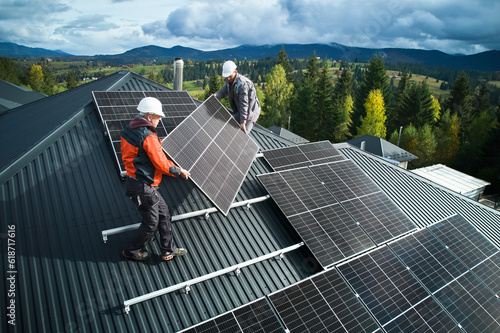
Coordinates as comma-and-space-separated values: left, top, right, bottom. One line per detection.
2, 71, 500, 332
412, 164, 490, 196
267, 125, 310, 144
347, 134, 417, 162
0, 79, 46, 115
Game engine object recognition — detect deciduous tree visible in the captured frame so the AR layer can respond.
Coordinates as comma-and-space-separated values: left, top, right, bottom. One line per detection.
260, 64, 294, 128
357, 89, 387, 138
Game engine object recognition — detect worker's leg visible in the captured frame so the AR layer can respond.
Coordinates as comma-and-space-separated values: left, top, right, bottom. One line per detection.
156, 192, 177, 252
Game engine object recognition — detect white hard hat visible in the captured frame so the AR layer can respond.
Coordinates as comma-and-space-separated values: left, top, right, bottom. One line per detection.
222, 60, 237, 77
137, 97, 165, 117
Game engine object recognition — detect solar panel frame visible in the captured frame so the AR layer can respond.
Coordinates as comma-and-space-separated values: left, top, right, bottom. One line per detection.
262, 140, 344, 171
161, 95, 259, 216
92, 90, 197, 174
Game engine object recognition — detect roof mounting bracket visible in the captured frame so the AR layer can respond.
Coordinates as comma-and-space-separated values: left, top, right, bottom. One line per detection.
102, 233, 108, 243
204, 211, 210, 220
184, 285, 191, 295
246, 202, 252, 210
234, 267, 241, 277
124, 305, 130, 315
275, 252, 284, 261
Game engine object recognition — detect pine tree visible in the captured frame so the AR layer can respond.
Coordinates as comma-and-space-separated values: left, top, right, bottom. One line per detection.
357, 89, 387, 138
352, 54, 392, 135
312, 62, 335, 141
277, 45, 293, 83
66, 71, 78, 90
400, 81, 436, 127
332, 68, 353, 141
435, 110, 460, 165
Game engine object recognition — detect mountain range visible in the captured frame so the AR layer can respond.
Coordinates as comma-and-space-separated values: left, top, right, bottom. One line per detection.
1, 42, 499, 72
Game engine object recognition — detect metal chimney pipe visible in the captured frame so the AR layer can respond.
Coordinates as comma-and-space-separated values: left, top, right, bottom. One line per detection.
360, 141, 366, 150
173, 58, 184, 91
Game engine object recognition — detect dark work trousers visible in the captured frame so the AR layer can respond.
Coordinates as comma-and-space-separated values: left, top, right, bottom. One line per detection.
125, 177, 176, 255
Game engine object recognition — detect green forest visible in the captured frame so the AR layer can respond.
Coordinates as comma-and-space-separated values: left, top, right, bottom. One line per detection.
1, 47, 499, 196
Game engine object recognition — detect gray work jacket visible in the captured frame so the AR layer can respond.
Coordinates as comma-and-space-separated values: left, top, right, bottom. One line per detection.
216, 73, 261, 124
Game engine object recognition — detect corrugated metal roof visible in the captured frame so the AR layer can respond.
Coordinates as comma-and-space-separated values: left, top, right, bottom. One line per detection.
0, 71, 313, 333
337, 143, 500, 248
412, 164, 490, 195
0, 79, 47, 115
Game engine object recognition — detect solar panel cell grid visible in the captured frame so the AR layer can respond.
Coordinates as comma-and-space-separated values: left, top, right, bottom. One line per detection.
311, 269, 380, 332
388, 229, 468, 293
338, 247, 430, 326
429, 215, 499, 268
262, 141, 344, 171
472, 252, 500, 296
232, 299, 284, 333
433, 272, 500, 332
269, 279, 345, 332
383, 296, 462, 333
310, 160, 380, 202
342, 193, 416, 245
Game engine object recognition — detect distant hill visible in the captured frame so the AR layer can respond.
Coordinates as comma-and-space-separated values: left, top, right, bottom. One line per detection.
2, 42, 499, 72
0, 42, 72, 57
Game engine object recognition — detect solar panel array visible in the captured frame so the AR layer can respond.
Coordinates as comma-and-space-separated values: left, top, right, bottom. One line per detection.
162, 96, 259, 216
258, 158, 416, 267
92, 91, 197, 174
258, 166, 375, 267
262, 140, 344, 171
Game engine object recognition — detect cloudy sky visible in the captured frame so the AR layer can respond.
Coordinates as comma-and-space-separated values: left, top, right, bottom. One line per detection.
1, 0, 499, 56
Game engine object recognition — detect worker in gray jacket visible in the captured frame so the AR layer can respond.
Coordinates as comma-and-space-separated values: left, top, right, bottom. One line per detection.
214, 60, 260, 134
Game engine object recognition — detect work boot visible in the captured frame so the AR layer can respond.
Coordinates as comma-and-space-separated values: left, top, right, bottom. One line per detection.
161, 248, 187, 261
122, 250, 151, 261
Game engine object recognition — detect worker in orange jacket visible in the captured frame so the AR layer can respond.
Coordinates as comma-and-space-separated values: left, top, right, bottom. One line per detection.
121, 97, 190, 261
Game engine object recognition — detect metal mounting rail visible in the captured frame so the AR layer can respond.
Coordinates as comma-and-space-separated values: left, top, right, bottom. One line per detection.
123, 242, 304, 314
101, 195, 270, 243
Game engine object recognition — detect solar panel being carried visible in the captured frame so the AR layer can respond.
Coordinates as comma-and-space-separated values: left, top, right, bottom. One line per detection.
262, 140, 344, 171
92, 91, 197, 174
161, 95, 259, 216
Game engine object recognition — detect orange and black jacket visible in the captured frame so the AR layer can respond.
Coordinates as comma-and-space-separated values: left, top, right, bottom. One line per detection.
121, 116, 181, 186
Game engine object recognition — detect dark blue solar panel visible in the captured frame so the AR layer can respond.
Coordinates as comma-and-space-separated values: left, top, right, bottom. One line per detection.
429, 215, 499, 268
383, 296, 461, 333
389, 229, 468, 293
472, 252, 500, 296
434, 272, 500, 332
341, 192, 416, 244
262, 140, 344, 171
312, 269, 380, 332
162, 96, 259, 215
338, 246, 429, 326
269, 278, 346, 332
180, 298, 283, 333
310, 160, 380, 202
